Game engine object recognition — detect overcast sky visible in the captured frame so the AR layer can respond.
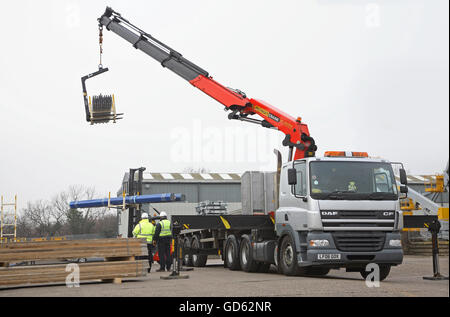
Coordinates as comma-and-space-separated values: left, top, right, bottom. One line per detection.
0, 0, 448, 210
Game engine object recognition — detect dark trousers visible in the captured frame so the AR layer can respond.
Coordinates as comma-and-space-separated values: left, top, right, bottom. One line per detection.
147, 244, 154, 268
137, 244, 154, 270
158, 237, 172, 271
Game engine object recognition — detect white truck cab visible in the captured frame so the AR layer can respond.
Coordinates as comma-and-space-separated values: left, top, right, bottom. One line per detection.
275, 152, 404, 278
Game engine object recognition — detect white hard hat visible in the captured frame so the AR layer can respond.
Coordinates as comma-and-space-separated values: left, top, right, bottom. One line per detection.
141, 213, 149, 219
160, 211, 167, 218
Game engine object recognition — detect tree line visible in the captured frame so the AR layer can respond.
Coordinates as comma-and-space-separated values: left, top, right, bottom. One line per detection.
11, 186, 118, 239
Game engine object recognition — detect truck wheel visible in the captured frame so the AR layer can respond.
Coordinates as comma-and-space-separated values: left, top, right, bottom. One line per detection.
191, 235, 208, 267
360, 265, 391, 281
239, 235, 260, 273
274, 245, 283, 274
304, 267, 330, 276
279, 235, 300, 276
224, 235, 241, 271
182, 236, 193, 267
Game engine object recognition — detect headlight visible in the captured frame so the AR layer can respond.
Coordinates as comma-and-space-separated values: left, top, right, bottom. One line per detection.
389, 239, 402, 247
309, 240, 330, 247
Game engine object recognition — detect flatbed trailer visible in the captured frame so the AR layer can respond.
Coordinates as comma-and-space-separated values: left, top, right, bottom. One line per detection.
173, 215, 276, 271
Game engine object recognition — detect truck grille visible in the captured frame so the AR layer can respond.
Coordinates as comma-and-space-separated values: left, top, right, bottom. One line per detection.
321, 210, 395, 220
320, 210, 396, 231
332, 232, 386, 252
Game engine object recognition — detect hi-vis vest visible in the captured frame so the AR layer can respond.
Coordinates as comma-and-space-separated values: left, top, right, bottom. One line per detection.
159, 219, 172, 237
133, 219, 155, 243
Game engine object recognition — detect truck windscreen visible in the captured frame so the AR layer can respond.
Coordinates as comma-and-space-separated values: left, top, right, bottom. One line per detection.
308, 161, 398, 200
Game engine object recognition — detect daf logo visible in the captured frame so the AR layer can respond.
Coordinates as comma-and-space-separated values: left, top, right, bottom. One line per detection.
322, 211, 338, 216
383, 212, 394, 217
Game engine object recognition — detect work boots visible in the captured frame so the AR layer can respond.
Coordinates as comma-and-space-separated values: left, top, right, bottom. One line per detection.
156, 265, 166, 272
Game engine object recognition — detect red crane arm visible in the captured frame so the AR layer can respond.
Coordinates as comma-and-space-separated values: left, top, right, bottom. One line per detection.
98, 7, 317, 160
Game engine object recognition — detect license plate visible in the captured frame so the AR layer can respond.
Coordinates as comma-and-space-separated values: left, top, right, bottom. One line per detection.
318, 254, 341, 260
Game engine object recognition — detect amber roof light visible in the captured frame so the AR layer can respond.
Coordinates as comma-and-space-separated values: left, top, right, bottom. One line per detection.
324, 151, 369, 158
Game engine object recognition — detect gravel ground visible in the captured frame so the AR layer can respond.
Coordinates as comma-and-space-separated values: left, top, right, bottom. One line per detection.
0, 255, 448, 297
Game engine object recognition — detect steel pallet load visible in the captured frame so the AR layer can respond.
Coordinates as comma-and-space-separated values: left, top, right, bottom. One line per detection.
81, 23, 123, 125
81, 67, 123, 125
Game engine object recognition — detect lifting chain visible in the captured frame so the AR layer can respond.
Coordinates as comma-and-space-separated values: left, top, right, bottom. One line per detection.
98, 24, 104, 69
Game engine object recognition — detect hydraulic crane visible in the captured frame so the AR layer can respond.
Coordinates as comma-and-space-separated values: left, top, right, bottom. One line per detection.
83, 7, 317, 161
79, 7, 449, 280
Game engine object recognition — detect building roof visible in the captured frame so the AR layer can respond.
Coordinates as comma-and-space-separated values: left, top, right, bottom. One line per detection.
395, 174, 444, 185
122, 172, 242, 184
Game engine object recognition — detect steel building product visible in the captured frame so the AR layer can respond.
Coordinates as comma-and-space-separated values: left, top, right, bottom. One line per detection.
69, 193, 184, 209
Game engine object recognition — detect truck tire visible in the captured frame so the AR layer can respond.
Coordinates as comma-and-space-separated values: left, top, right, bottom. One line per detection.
224, 235, 241, 271
274, 245, 283, 274
279, 234, 300, 276
360, 265, 391, 281
191, 235, 208, 267
239, 234, 260, 273
182, 236, 193, 267
304, 267, 330, 277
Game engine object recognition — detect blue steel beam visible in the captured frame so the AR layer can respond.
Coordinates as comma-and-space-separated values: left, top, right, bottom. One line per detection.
69, 193, 185, 209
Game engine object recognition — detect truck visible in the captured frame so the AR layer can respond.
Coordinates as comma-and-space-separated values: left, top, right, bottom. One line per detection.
84, 7, 409, 280
175, 151, 406, 280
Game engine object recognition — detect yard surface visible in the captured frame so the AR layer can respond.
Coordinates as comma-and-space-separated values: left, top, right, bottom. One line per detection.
0, 255, 448, 297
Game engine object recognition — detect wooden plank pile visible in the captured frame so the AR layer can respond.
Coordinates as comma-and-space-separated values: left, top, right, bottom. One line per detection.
404, 240, 449, 256
0, 238, 149, 288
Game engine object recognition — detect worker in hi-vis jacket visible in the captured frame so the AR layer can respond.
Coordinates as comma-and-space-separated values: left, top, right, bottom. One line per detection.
153, 211, 172, 272
133, 213, 155, 273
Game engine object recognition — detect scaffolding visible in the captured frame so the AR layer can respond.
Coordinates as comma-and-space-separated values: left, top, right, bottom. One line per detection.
1, 195, 17, 243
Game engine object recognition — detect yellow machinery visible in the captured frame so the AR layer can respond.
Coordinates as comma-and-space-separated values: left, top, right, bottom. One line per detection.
400, 173, 449, 231
438, 207, 449, 221
400, 198, 416, 211
425, 174, 445, 193
424, 174, 449, 221
400, 198, 420, 232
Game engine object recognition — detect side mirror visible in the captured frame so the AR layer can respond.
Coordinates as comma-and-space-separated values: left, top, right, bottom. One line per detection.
288, 168, 297, 185
399, 168, 408, 185
400, 186, 408, 194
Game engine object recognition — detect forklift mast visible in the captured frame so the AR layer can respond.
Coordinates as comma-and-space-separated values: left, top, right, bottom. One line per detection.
97, 7, 317, 160
126, 167, 146, 237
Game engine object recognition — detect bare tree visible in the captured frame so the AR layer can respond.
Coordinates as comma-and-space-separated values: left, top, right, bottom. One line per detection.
22, 200, 62, 237
17, 185, 115, 238
54, 185, 109, 235
93, 214, 118, 238
16, 213, 34, 238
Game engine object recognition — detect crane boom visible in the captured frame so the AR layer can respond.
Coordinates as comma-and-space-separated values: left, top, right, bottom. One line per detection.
97, 7, 317, 160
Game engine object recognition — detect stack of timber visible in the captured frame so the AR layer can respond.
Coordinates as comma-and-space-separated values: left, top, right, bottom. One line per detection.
404, 240, 449, 256
0, 238, 149, 288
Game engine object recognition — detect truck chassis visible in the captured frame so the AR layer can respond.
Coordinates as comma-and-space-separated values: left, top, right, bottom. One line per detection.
173, 215, 277, 273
